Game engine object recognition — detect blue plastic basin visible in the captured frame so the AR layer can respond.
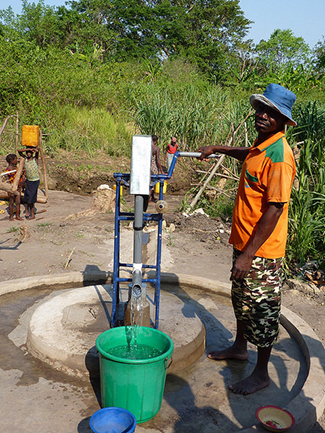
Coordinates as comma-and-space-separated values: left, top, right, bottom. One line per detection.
90, 407, 137, 433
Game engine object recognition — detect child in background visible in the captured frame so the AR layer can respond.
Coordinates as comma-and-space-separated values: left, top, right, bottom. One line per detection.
18, 147, 40, 219
165, 136, 178, 172
5, 153, 24, 221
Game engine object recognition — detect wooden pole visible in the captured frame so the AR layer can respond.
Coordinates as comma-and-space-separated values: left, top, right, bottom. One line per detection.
188, 155, 225, 211
0, 116, 11, 143
38, 131, 48, 200
11, 157, 25, 193
187, 111, 253, 213
196, 163, 214, 187
15, 112, 19, 154
0, 181, 16, 195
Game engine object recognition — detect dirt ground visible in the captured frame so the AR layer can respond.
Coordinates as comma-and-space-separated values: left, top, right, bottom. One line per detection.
1, 161, 325, 430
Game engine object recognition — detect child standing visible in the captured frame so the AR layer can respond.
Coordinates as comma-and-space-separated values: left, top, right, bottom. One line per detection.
18, 147, 40, 219
165, 136, 178, 172
5, 154, 24, 221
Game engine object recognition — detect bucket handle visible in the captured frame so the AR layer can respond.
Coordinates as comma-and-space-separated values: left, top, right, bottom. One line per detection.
165, 356, 173, 369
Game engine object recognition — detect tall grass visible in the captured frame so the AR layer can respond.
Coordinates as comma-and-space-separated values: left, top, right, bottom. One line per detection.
292, 101, 325, 145
132, 84, 253, 151
44, 106, 133, 157
287, 101, 325, 269
288, 186, 325, 267
0, 115, 18, 156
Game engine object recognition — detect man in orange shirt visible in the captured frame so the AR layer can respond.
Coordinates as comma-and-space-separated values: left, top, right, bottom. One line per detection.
198, 83, 297, 395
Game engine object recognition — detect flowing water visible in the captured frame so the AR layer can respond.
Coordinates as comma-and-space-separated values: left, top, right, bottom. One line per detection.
111, 291, 163, 359
121, 290, 147, 358
108, 344, 163, 360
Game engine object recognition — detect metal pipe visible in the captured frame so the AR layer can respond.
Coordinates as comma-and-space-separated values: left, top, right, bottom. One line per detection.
177, 151, 219, 158
166, 151, 219, 178
112, 177, 122, 326
132, 269, 142, 298
132, 194, 144, 298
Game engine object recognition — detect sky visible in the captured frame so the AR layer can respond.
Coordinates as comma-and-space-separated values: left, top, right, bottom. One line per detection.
238, 0, 325, 48
1, 0, 324, 49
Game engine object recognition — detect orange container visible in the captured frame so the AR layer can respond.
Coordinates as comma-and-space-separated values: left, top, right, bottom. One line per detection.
21, 125, 40, 147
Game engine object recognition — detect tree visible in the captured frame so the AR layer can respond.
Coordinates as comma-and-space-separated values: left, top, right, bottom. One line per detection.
255, 29, 311, 71
66, 0, 252, 79
0, 0, 116, 57
314, 36, 325, 72
61, 0, 117, 58
0, 0, 252, 80
15, 0, 63, 47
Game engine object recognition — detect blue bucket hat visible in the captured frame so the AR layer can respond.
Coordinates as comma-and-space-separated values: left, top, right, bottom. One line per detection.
250, 83, 297, 126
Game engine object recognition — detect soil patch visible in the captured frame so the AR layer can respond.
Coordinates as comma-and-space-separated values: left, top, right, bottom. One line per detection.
34, 150, 198, 196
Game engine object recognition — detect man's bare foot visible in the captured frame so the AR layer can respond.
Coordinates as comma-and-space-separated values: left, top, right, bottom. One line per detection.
16, 216, 23, 221
228, 372, 270, 395
208, 346, 249, 361
9, 217, 14, 221
27, 215, 35, 220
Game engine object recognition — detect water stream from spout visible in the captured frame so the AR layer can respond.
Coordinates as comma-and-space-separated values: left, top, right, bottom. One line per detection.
109, 288, 162, 360
130, 291, 143, 348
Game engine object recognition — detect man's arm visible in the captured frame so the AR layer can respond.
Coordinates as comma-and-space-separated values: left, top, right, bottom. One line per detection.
231, 202, 284, 280
198, 145, 249, 162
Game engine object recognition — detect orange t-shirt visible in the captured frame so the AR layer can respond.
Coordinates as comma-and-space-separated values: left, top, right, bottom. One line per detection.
229, 131, 296, 259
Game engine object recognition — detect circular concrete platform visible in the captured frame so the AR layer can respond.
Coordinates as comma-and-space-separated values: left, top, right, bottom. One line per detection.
27, 284, 206, 379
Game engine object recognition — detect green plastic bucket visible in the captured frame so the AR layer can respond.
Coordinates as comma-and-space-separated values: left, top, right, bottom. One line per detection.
96, 326, 174, 423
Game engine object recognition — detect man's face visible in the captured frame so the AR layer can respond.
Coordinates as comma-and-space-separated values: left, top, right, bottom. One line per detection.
255, 103, 286, 135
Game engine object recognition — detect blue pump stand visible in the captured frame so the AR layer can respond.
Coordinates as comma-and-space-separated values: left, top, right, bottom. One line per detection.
112, 151, 219, 328
112, 172, 168, 329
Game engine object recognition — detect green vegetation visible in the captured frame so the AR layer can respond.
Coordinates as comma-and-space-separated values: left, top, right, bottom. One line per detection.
37, 222, 52, 227
1, 0, 325, 271
7, 226, 19, 233
287, 103, 325, 269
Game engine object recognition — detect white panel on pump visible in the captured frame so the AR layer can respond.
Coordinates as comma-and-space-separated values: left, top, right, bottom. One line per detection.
130, 135, 152, 195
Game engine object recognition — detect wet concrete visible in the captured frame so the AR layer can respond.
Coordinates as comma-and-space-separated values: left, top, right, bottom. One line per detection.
0, 279, 313, 433
26, 284, 206, 379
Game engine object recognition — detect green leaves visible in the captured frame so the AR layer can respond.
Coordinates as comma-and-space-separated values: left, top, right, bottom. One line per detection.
287, 102, 325, 268
255, 29, 311, 70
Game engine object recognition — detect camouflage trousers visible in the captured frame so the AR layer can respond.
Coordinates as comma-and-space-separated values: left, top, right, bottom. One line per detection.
231, 248, 283, 348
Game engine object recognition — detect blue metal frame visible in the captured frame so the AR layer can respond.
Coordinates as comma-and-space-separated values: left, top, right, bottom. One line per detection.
111, 151, 218, 328
112, 172, 169, 329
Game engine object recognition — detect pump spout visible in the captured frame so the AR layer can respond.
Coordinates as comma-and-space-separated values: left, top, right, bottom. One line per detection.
132, 268, 142, 298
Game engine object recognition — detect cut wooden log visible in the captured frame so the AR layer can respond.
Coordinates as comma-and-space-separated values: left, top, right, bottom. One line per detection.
0, 181, 14, 195
11, 157, 25, 193
0, 189, 48, 202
